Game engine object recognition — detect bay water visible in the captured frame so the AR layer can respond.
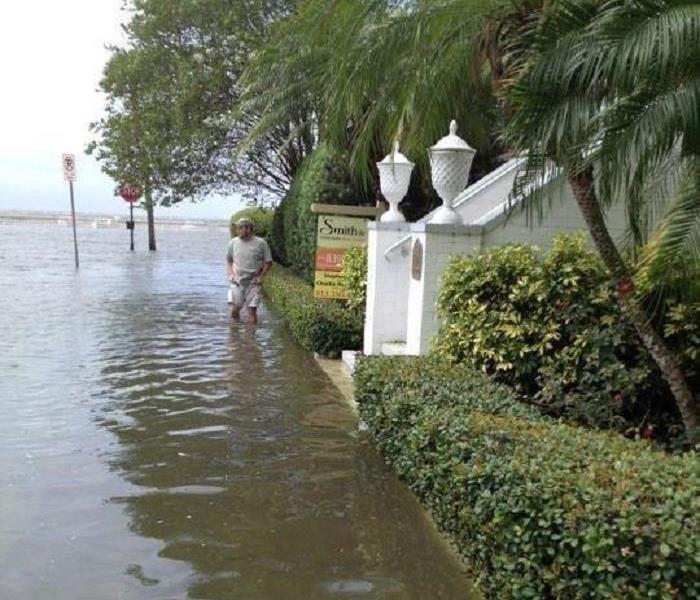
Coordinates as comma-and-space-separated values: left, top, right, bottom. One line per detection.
0, 222, 475, 600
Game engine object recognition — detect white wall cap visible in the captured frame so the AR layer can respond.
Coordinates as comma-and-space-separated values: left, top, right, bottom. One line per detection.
368, 221, 413, 232
409, 222, 482, 235
420, 156, 525, 224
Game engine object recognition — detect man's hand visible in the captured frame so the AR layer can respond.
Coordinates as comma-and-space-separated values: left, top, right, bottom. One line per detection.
255, 261, 272, 286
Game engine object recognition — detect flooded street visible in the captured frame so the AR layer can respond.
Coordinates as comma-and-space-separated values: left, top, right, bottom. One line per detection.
0, 224, 475, 600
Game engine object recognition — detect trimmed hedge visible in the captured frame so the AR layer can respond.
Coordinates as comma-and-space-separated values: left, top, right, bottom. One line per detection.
354, 356, 700, 600
270, 143, 370, 282
261, 265, 362, 358
229, 207, 273, 240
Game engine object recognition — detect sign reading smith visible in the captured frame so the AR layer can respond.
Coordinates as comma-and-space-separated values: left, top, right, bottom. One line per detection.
314, 214, 368, 300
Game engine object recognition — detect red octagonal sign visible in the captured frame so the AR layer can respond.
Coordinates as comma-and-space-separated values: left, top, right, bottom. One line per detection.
120, 185, 142, 203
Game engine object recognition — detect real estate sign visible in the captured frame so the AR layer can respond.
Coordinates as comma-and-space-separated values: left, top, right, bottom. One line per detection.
314, 214, 368, 300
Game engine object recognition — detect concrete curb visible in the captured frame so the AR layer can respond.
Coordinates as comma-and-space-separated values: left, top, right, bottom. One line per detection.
313, 354, 358, 414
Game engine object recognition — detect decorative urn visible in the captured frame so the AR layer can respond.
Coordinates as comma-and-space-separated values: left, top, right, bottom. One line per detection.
377, 141, 414, 223
428, 120, 476, 224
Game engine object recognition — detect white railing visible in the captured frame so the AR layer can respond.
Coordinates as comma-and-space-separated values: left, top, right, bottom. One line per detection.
383, 235, 412, 261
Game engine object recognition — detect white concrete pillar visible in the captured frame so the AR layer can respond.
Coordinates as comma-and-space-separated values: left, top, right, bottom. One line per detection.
364, 222, 412, 355
406, 223, 482, 355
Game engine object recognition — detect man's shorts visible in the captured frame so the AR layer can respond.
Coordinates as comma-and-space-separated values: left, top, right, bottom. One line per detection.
228, 282, 261, 309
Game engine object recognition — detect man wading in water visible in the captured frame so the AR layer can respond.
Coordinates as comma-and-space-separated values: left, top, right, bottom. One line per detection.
226, 217, 273, 324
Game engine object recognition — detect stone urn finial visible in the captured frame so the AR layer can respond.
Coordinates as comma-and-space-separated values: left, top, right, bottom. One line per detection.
377, 140, 414, 223
428, 120, 476, 225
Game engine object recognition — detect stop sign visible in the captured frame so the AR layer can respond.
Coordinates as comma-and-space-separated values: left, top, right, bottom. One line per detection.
120, 185, 142, 203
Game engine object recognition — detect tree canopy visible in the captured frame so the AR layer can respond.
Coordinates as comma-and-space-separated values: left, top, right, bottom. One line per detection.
90, 0, 699, 439
88, 0, 306, 206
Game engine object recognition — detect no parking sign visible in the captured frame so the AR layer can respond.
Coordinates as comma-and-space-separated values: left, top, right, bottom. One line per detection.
62, 154, 77, 182
61, 153, 79, 267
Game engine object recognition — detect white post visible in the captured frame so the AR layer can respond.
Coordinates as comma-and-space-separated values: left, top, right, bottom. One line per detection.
364, 222, 412, 355
406, 223, 482, 355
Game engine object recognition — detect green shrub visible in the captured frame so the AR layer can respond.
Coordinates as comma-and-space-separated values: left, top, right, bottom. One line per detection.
434, 234, 682, 436
663, 300, 700, 388
355, 356, 700, 600
435, 243, 546, 391
229, 207, 273, 240
342, 246, 368, 314
269, 144, 372, 282
262, 265, 363, 358
270, 168, 304, 266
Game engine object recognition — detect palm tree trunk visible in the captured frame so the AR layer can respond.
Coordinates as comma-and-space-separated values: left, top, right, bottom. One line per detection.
568, 165, 698, 444
145, 189, 156, 252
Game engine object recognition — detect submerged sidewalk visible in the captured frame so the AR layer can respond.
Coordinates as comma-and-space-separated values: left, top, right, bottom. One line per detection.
314, 355, 358, 413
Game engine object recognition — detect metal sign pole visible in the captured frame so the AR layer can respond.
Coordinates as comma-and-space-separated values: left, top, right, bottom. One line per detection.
62, 153, 79, 268
69, 180, 79, 268
130, 203, 134, 251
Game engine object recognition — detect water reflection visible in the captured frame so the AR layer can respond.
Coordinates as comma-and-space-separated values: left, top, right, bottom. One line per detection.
0, 225, 474, 600
95, 293, 474, 599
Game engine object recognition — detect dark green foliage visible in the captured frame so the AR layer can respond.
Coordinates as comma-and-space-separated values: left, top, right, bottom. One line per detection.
434, 234, 686, 436
262, 265, 362, 358
269, 144, 371, 281
342, 246, 368, 314
229, 207, 273, 240
354, 355, 541, 426
90, 0, 305, 206
355, 356, 700, 600
664, 301, 700, 389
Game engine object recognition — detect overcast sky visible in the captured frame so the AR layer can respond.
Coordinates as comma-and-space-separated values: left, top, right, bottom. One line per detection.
0, 1, 242, 220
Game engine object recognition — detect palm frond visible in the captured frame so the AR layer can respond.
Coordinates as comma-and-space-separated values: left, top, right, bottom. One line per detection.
637, 157, 700, 304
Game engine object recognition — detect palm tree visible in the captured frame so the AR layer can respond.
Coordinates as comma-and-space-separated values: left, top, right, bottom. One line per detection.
236, 0, 507, 205
504, 0, 700, 441
237, 0, 699, 440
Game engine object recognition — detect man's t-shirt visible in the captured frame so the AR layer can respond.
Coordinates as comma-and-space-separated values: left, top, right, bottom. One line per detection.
226, 236, 272, 285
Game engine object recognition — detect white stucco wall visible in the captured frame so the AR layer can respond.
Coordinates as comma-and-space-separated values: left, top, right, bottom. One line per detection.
405, 224, 482, 355
482, 182, 628, 249
364, 222, 412, 355
363, 165, 632, 357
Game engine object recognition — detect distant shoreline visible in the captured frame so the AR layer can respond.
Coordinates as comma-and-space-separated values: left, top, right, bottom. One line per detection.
0, 210, 229, 230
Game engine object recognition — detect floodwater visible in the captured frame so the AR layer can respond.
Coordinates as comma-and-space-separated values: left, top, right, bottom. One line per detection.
0, 223, 475, 600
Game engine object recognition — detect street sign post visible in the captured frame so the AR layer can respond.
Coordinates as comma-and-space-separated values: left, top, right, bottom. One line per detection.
120, 185, 142, 251
62, 154, 79, 268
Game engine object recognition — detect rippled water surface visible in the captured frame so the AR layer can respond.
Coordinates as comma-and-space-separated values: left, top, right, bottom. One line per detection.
0, 223, 475, 600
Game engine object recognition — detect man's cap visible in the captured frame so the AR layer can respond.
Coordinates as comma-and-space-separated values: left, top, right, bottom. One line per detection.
235, 217, 254, 227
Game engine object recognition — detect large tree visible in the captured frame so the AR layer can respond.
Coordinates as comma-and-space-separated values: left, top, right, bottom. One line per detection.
504, 0, 700, 441
235, 0, 505, 212
239, 0, 699, 440
89, 0, 303, 250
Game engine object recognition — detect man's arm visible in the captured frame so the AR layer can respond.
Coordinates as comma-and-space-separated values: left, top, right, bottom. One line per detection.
253, 240, 273, 284
226, 243, 238, 282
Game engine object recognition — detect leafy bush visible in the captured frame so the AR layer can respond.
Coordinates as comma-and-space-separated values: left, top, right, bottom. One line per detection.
229, 207, 273, 240
663, 300, 700, 388
355, 356, 700, 600
269, 144, 371, 282
262, 265, 363, 358
435, 243, 546, 390
342, 246, 368, 314
434, 234, 683, 436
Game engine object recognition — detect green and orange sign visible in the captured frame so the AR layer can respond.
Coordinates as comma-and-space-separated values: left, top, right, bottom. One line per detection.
314, 215, 368, 300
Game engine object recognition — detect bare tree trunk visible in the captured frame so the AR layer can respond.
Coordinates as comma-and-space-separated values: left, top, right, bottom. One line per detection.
145, 190, 156, 252
568, 165, 698, 444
